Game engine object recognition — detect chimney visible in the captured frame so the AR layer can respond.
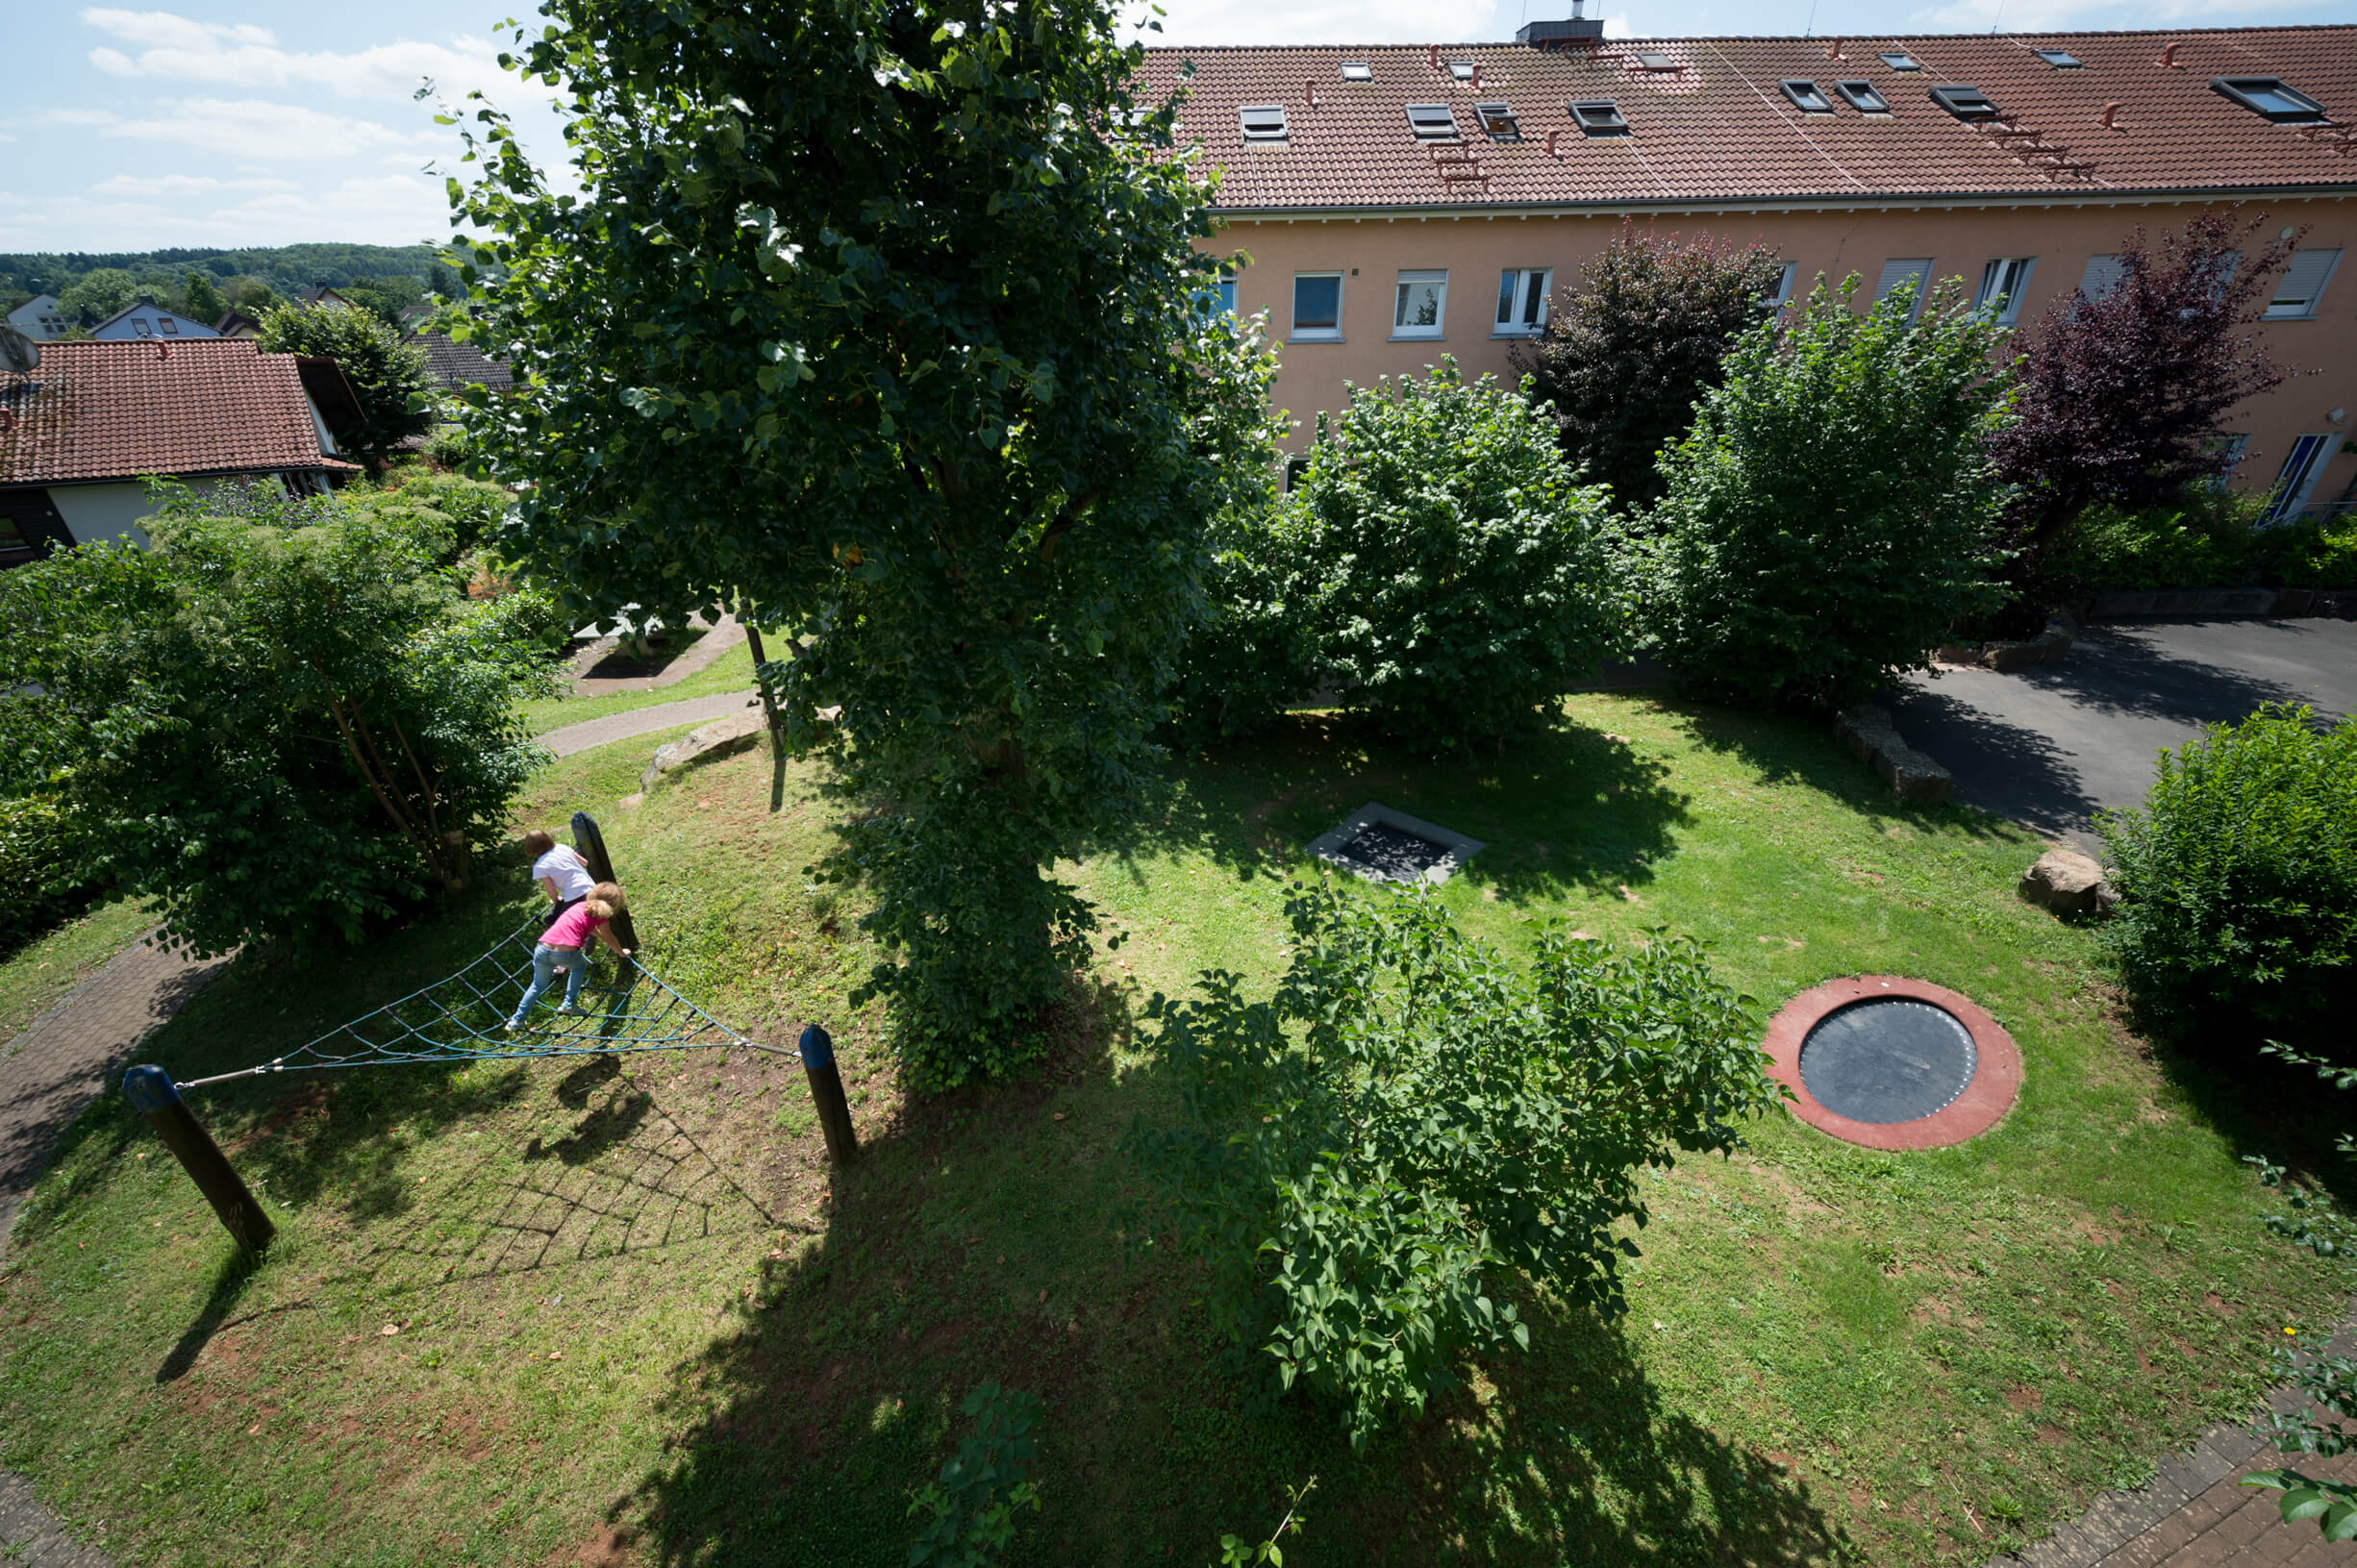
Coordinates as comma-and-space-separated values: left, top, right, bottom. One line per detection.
1517, 0, 1605, 49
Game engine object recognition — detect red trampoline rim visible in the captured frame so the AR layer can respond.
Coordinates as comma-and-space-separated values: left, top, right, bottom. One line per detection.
1763, 975, 2023, 1151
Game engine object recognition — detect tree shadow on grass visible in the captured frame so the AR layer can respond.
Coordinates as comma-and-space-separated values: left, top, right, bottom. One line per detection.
1100, 709, 1697, 907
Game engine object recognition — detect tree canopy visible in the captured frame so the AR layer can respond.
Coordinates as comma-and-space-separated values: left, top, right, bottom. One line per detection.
257, 303, 437, 475
447, 0, 1261, 1082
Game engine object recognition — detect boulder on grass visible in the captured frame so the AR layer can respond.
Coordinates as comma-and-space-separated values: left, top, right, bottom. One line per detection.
640, 711, 766, 791
2019, 849, 2113, 916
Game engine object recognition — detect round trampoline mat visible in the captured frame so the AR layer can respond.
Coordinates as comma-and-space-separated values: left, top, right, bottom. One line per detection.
1796, 998, 1977, 1125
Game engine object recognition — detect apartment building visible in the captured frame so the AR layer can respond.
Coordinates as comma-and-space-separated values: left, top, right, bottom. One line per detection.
1143, 24, 2357, 514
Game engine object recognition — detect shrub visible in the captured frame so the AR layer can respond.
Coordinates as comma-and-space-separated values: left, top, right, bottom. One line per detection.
257, 302, 436, 474
907, 1383, 1043, 1567
2098, 705, 2357, 1044
1647, 276, 2014, 710
1284, 360, 1628, 750
1128, 884, 1783, 1450
1511, 220, 1788, 508
0, 793, 108, 954
421, 423, 476, 473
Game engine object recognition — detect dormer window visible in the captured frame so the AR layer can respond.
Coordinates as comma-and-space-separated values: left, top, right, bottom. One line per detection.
1569, 99, 1629, 136
1836, 80, 1890, 112
1930, 84, 1999, 119
1475, 101, 1521, 140
1878, 50, 1921, 71
1406, 102, 1460, 140
2211, 77, 2328, 124
1340, 62, 1372, 81
1780, 79, 1834, 113
2034, 48, 2082, 67
1447, 61, 1475, 81
1240, 104, 1289, 141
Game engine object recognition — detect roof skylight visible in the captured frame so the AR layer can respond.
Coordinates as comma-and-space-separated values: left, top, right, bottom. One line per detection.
2211, 77, 2329, 123
1780, 79, 1834, 113
1633, 50, 1679, 70
1929, 84, 1999, 119
2034, 48, 2082, 67
1475, 101, 1521, 140
1406, 102, 1460, 139
1340, 61, 1372, 81
1448, 61, 1476, 81
1569, 99, 1630, 135
1836, 79, 1890, 112
1239, 104, 1290, 140
1878, 50, 1921, 71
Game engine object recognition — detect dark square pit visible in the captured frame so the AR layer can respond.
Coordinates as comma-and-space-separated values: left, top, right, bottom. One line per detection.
1306, 803, 1485, 885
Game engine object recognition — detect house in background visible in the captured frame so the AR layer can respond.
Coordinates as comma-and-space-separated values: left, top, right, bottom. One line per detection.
0, 338, 362, 567
88, 298, 220, 343
404, 323, 514, 395
292, 284, 356, 310
213, 309, 264, 339
6, 294, 71, 342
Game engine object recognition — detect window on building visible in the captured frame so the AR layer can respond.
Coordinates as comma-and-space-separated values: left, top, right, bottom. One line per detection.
159, 316, 180, 336
2211, 77, 2328, 124
1496, 267, 1551, 334
2266, 249, 2344, 319
1569, 100, 1630, 135
1406, 103, 1459, 140
1448, 61, 1476, 81
1633, 50, 1679, 70
1780, 79, 1834, 113
1474, 101, 1521, 140
0, 516, 33, 565
2080, 254, 2126, 298
2033, 48, 2082, 67
1875, 259, 1935, 321
1836, 80, 1890, 112
2204, 434, 2251, 489
1340, 62, 1373, 81
1292, 273, 1343, 338
1930, 84, 1999, 119
1393, 270, 1448, 337
1284, 454, 1312, 492
1194, 265, 1239, 319
1767, 261, 1799, 305
2265, 434, 2335, 523
1975, 257, 2037, 323
1878, 50, 1921, 71
132, 318, 154, 337
1240, 104, 1289, 141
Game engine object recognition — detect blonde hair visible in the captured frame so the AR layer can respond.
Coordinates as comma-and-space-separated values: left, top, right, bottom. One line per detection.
521, 829, 557, 857
584, 881, 625, 920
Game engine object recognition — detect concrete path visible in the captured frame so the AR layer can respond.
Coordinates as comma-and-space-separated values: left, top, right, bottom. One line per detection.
539, 689, 760, 759
1890, 617, 2357, 858
0, 933, 230, 1567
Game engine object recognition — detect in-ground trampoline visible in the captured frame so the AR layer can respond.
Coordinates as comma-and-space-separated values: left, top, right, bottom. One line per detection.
1761, 977, 2022, 1150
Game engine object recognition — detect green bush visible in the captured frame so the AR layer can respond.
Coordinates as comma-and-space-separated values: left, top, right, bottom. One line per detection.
1128, 884, 1782, 1450
422, 424, 477, 473
0, 794, 108, 954
1647, 276, 2014, 710
2098, 705, 2357, 1044
1283, 360, 1628, 751
2043, 490, 2357, 593
256, 302, 436, 474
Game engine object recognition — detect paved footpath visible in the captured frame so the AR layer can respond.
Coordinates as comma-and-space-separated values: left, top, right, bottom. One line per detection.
0, 933, 231, 1567
538, 688, 759, 759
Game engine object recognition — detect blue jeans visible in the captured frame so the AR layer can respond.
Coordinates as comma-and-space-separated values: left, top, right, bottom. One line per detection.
511, 943, 591, 1023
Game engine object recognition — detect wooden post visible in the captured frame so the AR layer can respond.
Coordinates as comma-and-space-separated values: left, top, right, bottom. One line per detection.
798, 1024, 858, 1166
121, 1065, 274, 1253
567, 809, 640, 958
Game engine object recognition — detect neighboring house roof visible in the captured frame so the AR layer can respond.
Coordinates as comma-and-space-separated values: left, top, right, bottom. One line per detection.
404, 327, 514, 393
213, 308, 263, 338
6, 294, 70, 342
294, 357, 367, 435
1141, 25, 2357, 213
0, 338, 361, 487
293, 284, 354, 309
89, 298, 220, 341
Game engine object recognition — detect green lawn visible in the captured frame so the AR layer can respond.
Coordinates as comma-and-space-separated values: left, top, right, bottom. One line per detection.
518, 636, 761, 736
0, 695, 2338, 1567
0, 898, 154, 1045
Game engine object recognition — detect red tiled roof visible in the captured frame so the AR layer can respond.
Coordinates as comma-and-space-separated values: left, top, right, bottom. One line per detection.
1141, 26, 2357, 212
0, 338, 353, 487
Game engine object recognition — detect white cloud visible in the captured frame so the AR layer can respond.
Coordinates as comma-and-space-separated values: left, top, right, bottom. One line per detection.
101, 98, 430, 161
89, 172, 296, 196
1909, 0, 2300, 26
1126, 0, 1503, 45
0, 173, 465, 251
81, 6, 511, 101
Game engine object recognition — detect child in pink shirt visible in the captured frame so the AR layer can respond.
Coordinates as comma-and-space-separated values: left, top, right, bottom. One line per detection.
506, 882, 631, 1031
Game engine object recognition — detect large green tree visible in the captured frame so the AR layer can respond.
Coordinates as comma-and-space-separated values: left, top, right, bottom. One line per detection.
257, 303, 437, 474
446, 0, 1258, 1084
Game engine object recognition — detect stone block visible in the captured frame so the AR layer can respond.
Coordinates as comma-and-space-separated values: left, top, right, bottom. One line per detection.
2274, 588, 2315, 618
2020, 849, 2112, 916
1835, 703, 1895, 764
640, 711, 766, 791
1871, 742, 1953, 804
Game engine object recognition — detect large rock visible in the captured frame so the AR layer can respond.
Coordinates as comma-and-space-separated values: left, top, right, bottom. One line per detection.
2019, 849, 2113, 916
640, 711, 767, 790
1874, 744, 1954, 805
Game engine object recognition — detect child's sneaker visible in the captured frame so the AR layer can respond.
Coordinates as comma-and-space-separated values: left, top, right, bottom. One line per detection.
504, 1019, 523, 1034
556, 1005, 588, 1017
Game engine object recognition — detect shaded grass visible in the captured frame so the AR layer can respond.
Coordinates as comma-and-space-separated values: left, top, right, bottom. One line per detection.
0, 898, 154, 1045
0, 694, 2341, 1567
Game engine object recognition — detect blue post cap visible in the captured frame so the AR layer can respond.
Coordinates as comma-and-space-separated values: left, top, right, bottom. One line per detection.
797, 1023, 834, 1070
122, 1064, 181, 1112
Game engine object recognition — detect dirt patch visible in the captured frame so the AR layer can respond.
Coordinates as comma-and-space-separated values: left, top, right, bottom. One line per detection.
2205, 1292, 2236, 1319
2004, 1384, 2041, 1412
544, 1521, 639, 1567
2036, 1425, 2067, 1446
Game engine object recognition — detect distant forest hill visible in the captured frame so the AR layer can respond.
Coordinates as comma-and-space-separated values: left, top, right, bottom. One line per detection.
0, 242, 454, 300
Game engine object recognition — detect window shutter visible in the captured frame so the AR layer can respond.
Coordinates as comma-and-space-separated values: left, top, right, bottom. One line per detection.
1875, 259, 1933, 319
2269, 248, 2343, 317
2079, 255, 2125, 299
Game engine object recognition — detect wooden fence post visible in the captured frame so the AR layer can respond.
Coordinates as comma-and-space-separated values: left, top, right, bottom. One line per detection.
121, 1065, 275, 1253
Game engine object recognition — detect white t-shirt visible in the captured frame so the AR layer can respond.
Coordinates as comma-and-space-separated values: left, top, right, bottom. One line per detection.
533, 845, 594, 902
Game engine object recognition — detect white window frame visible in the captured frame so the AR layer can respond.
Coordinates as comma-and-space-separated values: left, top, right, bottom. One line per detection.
1768, 261, 1798, 306
1975, 257, 2038, 324
2266, 248, 2343, 320
1874, 259, 1935, 322
1392, 270, 1448, 339
2265, 435, 2336, 523
2204, 434, 2251, 490
1494, 267, 1552, 336
1291, 272, 1344, 341
1340, 62, 1372, 81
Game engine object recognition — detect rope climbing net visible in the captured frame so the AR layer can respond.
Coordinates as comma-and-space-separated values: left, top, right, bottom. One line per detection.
179, 915, 792, 1092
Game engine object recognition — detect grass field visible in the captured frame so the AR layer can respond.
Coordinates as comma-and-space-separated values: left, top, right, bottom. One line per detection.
0, 694, 2340, 1567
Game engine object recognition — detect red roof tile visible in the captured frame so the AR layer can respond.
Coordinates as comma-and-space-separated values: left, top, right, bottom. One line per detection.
0, 338, 352, 487
1141, 26, 2357, 212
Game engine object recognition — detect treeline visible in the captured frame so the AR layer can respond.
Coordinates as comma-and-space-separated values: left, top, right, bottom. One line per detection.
1, 243, 452, 302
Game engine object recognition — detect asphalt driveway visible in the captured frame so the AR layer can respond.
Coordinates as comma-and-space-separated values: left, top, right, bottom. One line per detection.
1886, 616, 2357, 858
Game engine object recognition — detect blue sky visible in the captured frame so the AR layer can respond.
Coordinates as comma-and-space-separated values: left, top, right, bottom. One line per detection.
5, 0, 2344, 253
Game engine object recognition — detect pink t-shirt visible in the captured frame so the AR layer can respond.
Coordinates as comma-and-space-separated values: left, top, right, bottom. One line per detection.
541, 902, 607, 949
